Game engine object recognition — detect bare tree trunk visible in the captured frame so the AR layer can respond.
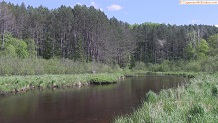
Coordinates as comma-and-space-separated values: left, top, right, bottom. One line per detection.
52, 40, 55, 58
197, 27, 200, 44
61, 35, 64, 61
1, 20, 5, 49
36, 31, 39, 56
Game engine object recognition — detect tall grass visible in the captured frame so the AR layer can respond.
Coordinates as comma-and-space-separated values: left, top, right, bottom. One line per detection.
0, 73, 125, 93
0, 57, 122, 76
132, 55, 218, 73
114, 74, 218, 123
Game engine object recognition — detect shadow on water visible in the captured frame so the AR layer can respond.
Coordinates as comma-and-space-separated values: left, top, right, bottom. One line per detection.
0, 75, 185, 123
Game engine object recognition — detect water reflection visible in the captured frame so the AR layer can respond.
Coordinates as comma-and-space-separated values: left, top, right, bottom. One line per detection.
0, 75, 185, 123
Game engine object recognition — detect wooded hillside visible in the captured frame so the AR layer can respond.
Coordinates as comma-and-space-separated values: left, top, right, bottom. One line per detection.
1, 1, 218, 67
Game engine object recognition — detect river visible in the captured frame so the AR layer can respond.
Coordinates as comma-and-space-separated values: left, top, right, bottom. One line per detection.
0, 75, 185, 123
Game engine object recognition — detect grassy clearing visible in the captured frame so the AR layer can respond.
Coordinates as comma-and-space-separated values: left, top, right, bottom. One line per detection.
0, 57, 123, 76
132, 56, 218, 73
114, 73, 218, 123
146, 71, 200, 78
0, 73, 124, 94
89, 74, 124, 84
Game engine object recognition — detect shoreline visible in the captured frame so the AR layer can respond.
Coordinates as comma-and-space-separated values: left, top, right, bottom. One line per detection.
0, 73, 125, 95
114, 73, 218, 123
0, 71, 197, 96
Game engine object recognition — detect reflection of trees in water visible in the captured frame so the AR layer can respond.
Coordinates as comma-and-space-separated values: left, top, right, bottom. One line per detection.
0, 76, 185, 123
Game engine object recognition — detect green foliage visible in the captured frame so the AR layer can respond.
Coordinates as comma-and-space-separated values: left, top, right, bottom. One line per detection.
146, 91, 157, 103
133, 60, 178, 72
196, 39, 209, 58
115, 74, 218, 123
185, 43, 196, 59
132, 54, 218, 73
185, 61, 201, 72
25, 39, 37, 58
207, 34, 218, 49
158, 60, 172, 72
200, 55, 218, 72
132, 62, 147, 71
0, 73, 124, 93
16, 41, 29, 58
185, 39, 209, 60
188, 103, 205, 117
4, 44, 16, 57
0, 57, 123, 76
74, 35, 85, 62
1, 2, 218, 67
163, 100, 176, 114
89, 73, 124, 84
207, 34, 218, 56
211, 85, 218, 96
0, 33, 30, 58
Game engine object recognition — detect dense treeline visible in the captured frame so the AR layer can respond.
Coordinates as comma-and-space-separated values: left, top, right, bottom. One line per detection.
1, 1, 218, 68
132, 23, 218, 63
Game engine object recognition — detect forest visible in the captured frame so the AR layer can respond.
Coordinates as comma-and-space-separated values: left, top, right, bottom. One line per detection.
0, 1, 218, 73
1, 2, 218, 123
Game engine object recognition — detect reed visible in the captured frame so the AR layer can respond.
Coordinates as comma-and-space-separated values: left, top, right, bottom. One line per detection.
0, 73, 125, 94
114, 74, 218, 123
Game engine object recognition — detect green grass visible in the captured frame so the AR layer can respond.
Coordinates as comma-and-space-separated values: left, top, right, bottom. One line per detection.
89, 73, 124, 84
114, 73, 218, 123
0, 73, 125, 93
146, 71, 200, 78
0, 57, 123, 76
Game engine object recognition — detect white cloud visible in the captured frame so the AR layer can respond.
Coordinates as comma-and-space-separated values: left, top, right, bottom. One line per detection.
107, 4, 122, 11
191, 20, 197, 23
90, 1, 103, 11
91, 1, 97, 8
215, 25, 218, 28
76, 2, 82, 5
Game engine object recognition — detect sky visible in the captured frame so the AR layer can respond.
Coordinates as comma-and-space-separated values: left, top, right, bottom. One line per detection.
2, 0, 218, 26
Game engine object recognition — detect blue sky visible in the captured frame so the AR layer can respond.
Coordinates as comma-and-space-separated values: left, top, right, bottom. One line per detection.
2, 0, 218, 25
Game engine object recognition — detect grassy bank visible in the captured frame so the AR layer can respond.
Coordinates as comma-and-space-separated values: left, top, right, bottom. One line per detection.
132, 55, 218, 73
114, 73, 218, 123
145, 71, 200, 78
0, 57, 122, 76
0, 73, 124, 94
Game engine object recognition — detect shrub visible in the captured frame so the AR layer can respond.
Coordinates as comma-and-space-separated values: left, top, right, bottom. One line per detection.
211, 85, 218, 96
146, 91, 158, 103
184, 61, 201, 72
188, 103, 205, 117
132, 62, 147, 71
0, 57, 121, 76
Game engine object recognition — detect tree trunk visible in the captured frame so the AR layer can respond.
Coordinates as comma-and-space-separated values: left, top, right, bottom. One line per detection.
1, 20, 5, 49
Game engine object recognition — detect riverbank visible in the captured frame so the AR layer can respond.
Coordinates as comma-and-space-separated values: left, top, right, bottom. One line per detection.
127, 70, 200, 78
0, 71, 200, 95
114, 73, 218, 123
145, 71, 200, 78
0, 73, 125, 95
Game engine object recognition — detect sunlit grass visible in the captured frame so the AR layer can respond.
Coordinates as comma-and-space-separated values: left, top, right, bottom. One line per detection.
0, 73, 125, 93
114, 74, 218, 123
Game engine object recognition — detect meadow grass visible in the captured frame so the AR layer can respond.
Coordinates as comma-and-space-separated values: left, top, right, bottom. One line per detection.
146, 71, 200, 78
0, 57, 123, 76
0, 73, 125, 93
114, 73, 218, 123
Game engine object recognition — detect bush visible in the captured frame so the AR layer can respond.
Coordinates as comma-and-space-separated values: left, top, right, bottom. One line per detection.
201, 56, 218, 72
188, 103, 205, 117
132, 62, 147, 71
146, 91, 158, 103
0, 57, 121, 76
184, 61, 201, 72
211, 85, 218, 96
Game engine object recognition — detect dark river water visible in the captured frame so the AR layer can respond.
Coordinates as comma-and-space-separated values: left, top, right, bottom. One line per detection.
0, 75, 185, 123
